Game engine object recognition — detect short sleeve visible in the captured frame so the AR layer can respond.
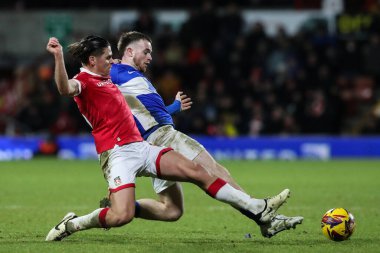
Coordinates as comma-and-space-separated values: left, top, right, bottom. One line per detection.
72, 78, 83, 96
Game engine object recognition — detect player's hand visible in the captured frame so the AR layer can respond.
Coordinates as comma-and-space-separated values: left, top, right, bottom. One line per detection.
46, 37, 63, 56
175, 91, 192, 111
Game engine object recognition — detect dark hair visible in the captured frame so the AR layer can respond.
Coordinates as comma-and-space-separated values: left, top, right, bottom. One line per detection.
67, 35, 110, 64
117, 31, 152, 55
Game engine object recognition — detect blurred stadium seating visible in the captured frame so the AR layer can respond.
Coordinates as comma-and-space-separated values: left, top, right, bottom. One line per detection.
0, 0, 379, 138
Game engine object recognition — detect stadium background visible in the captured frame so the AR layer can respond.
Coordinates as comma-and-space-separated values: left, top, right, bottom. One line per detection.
1, 3, 380, 252
1, 0, 380, 160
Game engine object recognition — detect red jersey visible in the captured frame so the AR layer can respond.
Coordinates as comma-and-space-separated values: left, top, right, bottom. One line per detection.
73, 68, 143, 153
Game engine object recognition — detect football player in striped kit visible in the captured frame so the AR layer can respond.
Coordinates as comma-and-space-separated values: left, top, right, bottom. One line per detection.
45, 35, 292, 241
108, 31, 303, 238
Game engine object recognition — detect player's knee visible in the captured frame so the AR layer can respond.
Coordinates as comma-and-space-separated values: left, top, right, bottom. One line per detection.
112, 211, 134, 227
165, 205, 183, 221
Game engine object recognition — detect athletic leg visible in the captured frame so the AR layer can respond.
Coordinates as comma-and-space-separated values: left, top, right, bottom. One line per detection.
46, 143, 144, 241
148, 126, 242, 191
136, 182, 183, 221
131, 126, 238, 222
46, 187, 136, 241
157, 150, 289, 224
193, 149, 303, 235
193, 150, 242, 191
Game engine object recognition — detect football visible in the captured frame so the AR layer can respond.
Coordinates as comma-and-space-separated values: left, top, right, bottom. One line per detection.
321, 208, 356, 241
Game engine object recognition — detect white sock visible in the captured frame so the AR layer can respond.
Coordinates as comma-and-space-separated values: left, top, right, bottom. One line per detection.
66, 208, 102, 233
214, 183, 266, 214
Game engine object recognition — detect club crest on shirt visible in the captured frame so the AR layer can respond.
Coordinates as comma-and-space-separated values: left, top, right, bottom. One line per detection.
114, 176, 122, 186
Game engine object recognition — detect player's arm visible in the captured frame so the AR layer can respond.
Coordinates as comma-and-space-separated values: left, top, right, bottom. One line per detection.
46, 37, 80, 97
166, 91, 192, 115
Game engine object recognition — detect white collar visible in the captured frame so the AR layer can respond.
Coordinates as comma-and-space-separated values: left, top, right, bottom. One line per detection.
80, 67, 104, 77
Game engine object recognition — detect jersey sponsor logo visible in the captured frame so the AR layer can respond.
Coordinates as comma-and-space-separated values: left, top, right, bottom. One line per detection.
128, 71, 135, 74
97, 79, 113, 87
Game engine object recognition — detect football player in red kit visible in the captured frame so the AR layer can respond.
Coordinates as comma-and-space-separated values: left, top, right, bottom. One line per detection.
45, 35, 294, 241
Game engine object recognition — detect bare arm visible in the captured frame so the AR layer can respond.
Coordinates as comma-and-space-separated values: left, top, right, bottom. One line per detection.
46, 37, 79, 96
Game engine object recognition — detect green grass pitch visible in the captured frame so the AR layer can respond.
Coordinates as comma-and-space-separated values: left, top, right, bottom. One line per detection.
0, 159, 379, 253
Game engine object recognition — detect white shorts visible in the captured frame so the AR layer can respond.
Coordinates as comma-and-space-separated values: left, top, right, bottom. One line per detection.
99, 141, 172, 193
146, 125, 205, 193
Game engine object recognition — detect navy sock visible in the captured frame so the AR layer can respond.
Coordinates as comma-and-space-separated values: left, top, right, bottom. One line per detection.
238, 208, 264, 225
135, 201, 141, 218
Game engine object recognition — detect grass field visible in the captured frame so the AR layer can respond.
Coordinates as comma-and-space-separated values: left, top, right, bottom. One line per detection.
0, 159, 379, 253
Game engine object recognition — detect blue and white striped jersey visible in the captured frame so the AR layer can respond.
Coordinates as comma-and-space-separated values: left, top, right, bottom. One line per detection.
110, 64, 176, 139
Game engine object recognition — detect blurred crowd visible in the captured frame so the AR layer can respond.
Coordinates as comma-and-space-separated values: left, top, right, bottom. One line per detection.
1, 2, 380, 137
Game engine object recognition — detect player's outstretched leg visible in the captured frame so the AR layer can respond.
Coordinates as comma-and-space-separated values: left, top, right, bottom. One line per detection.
158, 151, 291, 225
260, 214, 304, 238
100, 184, 290, 226
45, 212, 77, 241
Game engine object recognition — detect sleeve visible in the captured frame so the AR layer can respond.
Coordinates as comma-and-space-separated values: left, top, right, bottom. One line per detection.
72, 78, 83, 96
166, 100, 181, 115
